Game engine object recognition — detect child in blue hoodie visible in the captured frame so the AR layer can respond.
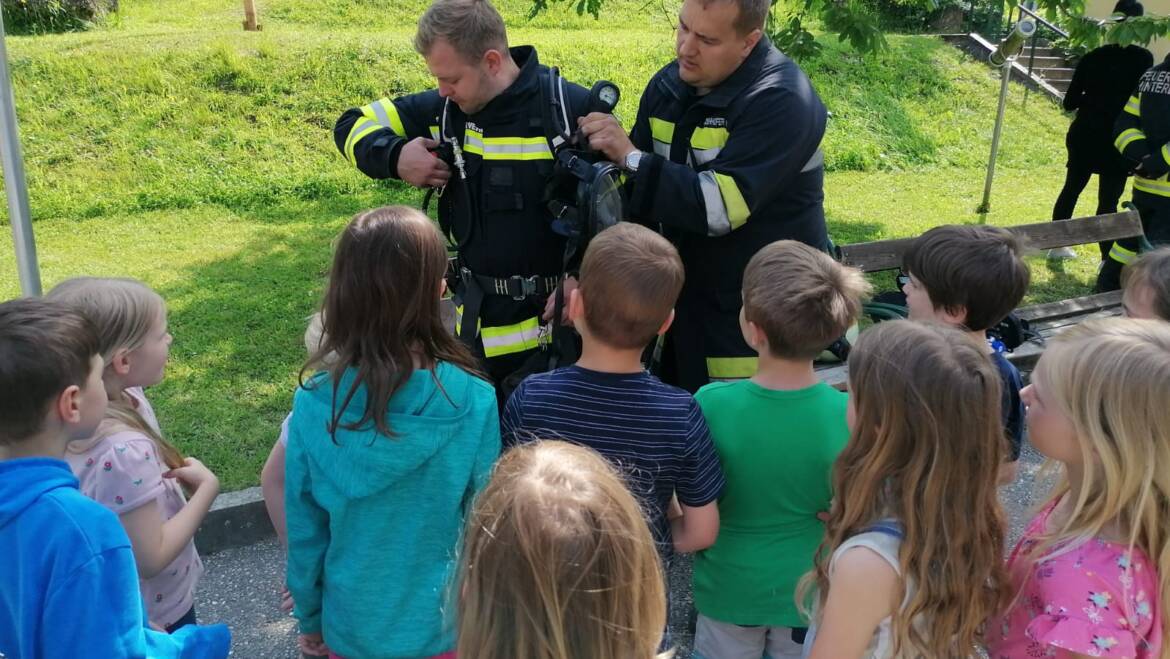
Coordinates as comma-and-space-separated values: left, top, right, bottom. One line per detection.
286, 206, 501, 659
0, 297, 230, 659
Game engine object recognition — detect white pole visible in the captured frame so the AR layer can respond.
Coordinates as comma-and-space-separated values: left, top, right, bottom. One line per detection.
0, 9, 42, 296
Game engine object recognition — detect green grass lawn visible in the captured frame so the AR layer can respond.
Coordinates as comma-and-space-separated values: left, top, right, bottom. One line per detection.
0, 0, 1108, 488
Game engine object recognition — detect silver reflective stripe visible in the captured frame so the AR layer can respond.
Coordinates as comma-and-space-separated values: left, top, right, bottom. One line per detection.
652, 139, 671, 158
483, 142, 552, 158
693, 146, 722, 166
464, 131, 485, 150
371, 100, 392, 129
698, 171, 732, 237
801, 148, 824, 172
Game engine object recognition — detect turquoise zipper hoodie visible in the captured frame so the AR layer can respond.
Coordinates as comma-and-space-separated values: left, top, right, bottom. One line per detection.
285, 362, 500, 659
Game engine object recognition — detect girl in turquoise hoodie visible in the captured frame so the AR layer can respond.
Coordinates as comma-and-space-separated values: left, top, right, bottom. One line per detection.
285, 206, 501, 659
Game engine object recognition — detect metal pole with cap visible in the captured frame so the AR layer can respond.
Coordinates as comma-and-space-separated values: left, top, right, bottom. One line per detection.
0, 8, 41, 296
978, 18, 1037, 214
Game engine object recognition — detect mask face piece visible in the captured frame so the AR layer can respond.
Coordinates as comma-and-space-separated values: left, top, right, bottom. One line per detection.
583, 162, 623, 235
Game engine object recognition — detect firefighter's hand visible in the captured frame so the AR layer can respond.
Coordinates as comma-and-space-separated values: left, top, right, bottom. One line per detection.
397, 137, 451, 189
578, 113, 636, 165
543, 277, 577, 325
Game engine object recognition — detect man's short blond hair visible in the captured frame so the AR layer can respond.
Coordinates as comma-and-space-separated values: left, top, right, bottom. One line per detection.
743, 240, 871, 360
579, 223, 685, 350
414, 0, 509, 62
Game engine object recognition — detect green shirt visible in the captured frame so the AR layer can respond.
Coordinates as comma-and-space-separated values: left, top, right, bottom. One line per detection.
692, 379, 849, 627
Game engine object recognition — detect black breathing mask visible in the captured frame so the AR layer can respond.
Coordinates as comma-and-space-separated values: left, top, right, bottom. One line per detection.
545, 74, 626, 258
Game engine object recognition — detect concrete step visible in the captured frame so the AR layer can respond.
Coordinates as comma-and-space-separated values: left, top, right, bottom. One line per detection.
1040, 67, 1076, 82
1019, 54, 1069, 68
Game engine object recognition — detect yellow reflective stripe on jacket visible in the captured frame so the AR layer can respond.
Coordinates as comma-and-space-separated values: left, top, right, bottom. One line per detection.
697, 171, 751, 236
361, 98, 405, 136
690, 126, 729, 150
1109, 243, 1139, 265
650, 117, 674, 158
715, 172, 750, 230
453, 305, 482, 337
344, 98, 405, 164
1162, 143, 1170, 168
345, 119, 381, 164
454, 306, 541, 357
650, 117, 675, 144
1124, 94, 1142, 117
706, 356, 757, 380
1134, 174, 1170, 198
460, 128, 552, 160
481, 317, 542, 357
1115, 127, 1146, 152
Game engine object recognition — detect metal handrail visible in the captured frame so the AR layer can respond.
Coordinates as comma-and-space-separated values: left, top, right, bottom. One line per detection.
1006, 3, 1072, 103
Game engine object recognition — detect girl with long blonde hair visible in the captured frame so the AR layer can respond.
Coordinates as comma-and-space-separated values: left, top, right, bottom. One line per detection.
987, 317, 1168, 658
49, 277, 220, 632
457, 440, 673, 659
800, 320, 1009, 658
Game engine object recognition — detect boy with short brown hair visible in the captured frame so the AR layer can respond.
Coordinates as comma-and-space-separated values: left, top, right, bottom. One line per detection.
902, 223, 1031, 473
502, 222, 725, 559
691, 240, 870, 659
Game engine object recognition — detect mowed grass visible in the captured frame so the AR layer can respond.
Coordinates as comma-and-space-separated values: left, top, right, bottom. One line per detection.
0, 0, 1106, 488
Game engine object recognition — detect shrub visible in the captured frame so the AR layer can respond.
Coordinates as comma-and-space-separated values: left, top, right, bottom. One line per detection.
2, 0, 115, 34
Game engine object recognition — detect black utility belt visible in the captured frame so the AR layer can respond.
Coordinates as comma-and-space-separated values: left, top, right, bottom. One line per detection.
459, 267, 559, 301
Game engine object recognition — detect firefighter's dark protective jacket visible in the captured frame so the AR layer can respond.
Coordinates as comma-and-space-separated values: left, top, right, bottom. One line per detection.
625, 36, 829, 384
627, 37, 828, 289
333, 46, 589, 362
1111, 54, 1170, 266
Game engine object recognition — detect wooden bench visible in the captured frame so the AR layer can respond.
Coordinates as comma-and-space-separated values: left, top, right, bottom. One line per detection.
814, 210, 1142, 388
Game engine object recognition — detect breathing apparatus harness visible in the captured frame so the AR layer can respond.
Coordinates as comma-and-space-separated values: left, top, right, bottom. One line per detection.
424, 70, 626, 365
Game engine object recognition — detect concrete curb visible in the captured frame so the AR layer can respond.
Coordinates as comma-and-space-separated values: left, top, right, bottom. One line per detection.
195, 486, 276, 555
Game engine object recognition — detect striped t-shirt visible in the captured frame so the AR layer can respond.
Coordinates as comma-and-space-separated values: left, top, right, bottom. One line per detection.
502, 365, 725, 552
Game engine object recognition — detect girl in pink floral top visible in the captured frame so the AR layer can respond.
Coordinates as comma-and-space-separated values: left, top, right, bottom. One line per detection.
988, 318, 1169, 659
50, 278, 221, 631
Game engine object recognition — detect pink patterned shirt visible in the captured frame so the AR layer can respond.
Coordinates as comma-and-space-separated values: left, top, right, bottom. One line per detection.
988, 501, 1162, 659
65, 387, 204, 628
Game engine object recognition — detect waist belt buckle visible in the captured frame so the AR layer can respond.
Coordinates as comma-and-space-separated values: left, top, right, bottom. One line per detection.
510, 275, 539, 301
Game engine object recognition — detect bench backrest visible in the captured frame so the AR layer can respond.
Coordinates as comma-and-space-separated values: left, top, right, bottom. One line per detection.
836, 210, 1143, 273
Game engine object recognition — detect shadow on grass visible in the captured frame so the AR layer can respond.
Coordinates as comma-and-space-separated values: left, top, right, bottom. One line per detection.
149, 195, 389, 489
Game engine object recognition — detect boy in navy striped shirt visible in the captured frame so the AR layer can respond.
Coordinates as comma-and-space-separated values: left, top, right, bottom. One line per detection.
502, 222, 725, 558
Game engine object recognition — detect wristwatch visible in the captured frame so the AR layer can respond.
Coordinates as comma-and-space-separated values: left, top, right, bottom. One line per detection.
623, 150, 644, 173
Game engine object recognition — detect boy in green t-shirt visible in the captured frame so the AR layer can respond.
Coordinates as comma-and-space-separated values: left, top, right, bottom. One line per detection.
692, 240, 870, 659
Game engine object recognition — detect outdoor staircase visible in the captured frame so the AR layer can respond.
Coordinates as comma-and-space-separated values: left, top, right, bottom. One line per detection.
943, 33, 1076, 101
1017, 45, 1077, 94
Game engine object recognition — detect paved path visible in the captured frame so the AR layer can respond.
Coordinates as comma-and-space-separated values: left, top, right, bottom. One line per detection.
198, 445, 1053, 658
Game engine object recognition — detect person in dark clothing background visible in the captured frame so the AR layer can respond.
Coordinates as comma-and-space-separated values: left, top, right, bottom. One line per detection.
1048, 0, 1152, 260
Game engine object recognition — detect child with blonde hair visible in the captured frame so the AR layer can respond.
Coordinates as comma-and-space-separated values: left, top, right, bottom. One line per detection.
457, 440, 672, 659
285, 206, 499, 659
49, 277, 221, 632
800, 320, 1009, 658
987, 317, 1168, 658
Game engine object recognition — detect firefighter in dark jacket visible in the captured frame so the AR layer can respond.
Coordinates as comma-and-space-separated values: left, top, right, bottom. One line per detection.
1102, 51, 1170, 291
580, 0, 828, 392
1048, 0, 1151, 261
334, 0, 588, 387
